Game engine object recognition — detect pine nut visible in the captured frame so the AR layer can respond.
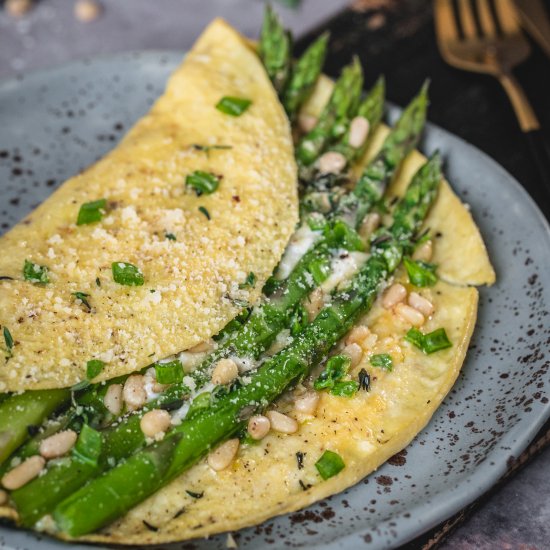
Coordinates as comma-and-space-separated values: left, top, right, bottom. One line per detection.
395, 303, 425, 327
294, 391, 320, 416
123, 375, 147, 411
408, 292, 434, 317
359, 212, 380, 240
342, 342, 363, 367
188, 339, 214, 353
207, 439, 240, 471
211, 358, 239, 385
305, 287, 325, 321
247, 415, 271, 440
2, 456, 45, 490
348, 116, 370, 148
318, 151, 347, 174
266, 410, 298, 434
382, 283, 407, 309
74, 0, 102, 22
298, 114, 317, 133
345, 325, 371, 347
140, 409, 172, 437
0, 489, 7, 505
39, 430, 77, 459
413, 239, 433, 262
104, 383, 123, 415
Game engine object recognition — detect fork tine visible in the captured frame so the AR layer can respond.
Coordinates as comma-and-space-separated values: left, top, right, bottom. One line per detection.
457, 0, 478, 39
493, 0, 521, 34
476, 0, 497, 38
434, 0, 459, 43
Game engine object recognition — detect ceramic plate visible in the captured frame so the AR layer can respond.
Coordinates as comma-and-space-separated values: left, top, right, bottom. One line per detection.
0, 52, 549, 550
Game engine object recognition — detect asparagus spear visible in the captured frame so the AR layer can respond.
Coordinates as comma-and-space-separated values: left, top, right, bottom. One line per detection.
282, 33, 329, 120
259, 5, 292, 95
51, 153, 442, 536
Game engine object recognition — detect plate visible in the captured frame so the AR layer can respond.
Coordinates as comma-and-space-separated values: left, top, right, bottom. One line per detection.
0, 52, 549, 550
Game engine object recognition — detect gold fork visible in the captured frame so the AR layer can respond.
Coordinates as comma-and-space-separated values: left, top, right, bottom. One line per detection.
434, 0, 550, 200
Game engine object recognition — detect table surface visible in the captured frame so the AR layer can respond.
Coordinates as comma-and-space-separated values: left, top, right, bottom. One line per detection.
1, 1, 549, 549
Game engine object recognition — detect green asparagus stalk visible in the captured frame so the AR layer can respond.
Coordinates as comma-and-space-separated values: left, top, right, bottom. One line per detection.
282, 33, 329, 120
259, 5, 292, 95
51, 153, 442, 537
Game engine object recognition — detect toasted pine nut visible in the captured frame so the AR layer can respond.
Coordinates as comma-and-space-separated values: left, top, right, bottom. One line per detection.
247, 415, 271, 440
266, 410, 298, 434
123, 375, 147, 411
318, 151, 347, 174
395, 303, 425, 327
348, 116, 370, 148
294, 391, 320, 416
140, 409, 172, 438
188, 339, 214, 354
413, 240, 433, 262
342, 342, 363, 367
207, 439, 240, 471
2, 456, 45, 490
74, 0, 101, 22
39, 430, 77, 459
408, 292, 434, 317
382, 283, 407, 309
0, 489, 7, 505
211, 358, 239, 385
104, 383, 123, 415
359, 212, 381, 240
298, 114, 317, 133
305, 287, 325, 321
345, 325, 371, 347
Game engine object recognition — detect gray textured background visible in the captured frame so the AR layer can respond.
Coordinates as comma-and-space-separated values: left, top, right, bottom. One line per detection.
0, 1, 549, 549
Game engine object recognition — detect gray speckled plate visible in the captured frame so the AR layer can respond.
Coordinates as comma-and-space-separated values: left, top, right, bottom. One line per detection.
0, 52, 549, 550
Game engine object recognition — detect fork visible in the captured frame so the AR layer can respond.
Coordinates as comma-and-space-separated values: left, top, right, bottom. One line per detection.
434, 0, 550, 202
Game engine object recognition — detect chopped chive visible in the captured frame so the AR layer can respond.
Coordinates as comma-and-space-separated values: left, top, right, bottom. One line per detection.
111, 262, 144, 286
165, 232, 177, 241
198, 206, 211, 220
185, 490, 204, 499
215, 96, 252, 117
72, 424, 102, 467
315, 450, 345, 480
369, 353, 393, 371
239, 272, 256, 289
358, 368, 370, 391
23, 259, 49, 284
72, 291, 91, 311
154, 359, 184, 384
330, 380, 359, 397
403, 257, 438, 287
405, 327, 452, 354
185, 171, 220, 196
3, 326, 13, 352
86, 359, 105, 380
77, 198, 107, 226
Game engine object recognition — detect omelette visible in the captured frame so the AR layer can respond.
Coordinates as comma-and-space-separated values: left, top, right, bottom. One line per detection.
0, 11, 495, 546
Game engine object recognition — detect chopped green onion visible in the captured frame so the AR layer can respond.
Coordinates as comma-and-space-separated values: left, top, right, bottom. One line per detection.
72, 424, 102, 467
330, 380, 359, 397
403, 257, 438, 287
86, 359, 105, 380
111, 262, 144, 286
369, 353, 393, 371
314, 355, 351, 390
239, 272, 256, 289
185, 171, 220, 196
324, 220, 365, 251
315, 450, 345, 480
165, 232, 177, 241
405, 327, 452, 354
154, 360, 184, 384
198, 206, 211, 220
215, 96, 252, 117
23, 259, 49, 284
76, 199, 107, 226
72, 291, 91, 311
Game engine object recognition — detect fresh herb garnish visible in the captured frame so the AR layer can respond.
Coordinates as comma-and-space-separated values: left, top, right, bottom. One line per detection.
111, 262, 144, 286
405, 327, 452, 354
165, 232, 177, 241
369, 353, 393, 371
307, 256, 331, 285
23, 260, 49, 284
72, 424, 102, 467
296, 451, 305, 470
77, 198, 107, 225
185, 171, 220, 196
154, 360, 184, 384
185, 490, 204, 499
215, 96, 252, 117
330, 380, 359, 397
313, 355, 351, 391
324, 220, 365, 252
403, 257, 438, 287
315, 450, 345, 480
198, 206, 211, 220
72, 291, 91, 311
86, 359, 105, 380
239, 272, 256, 289
3, 327, 13, 353
358, 368, 370, 391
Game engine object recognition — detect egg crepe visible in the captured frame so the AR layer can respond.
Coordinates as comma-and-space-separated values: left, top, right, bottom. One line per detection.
0, 20, 298, 392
